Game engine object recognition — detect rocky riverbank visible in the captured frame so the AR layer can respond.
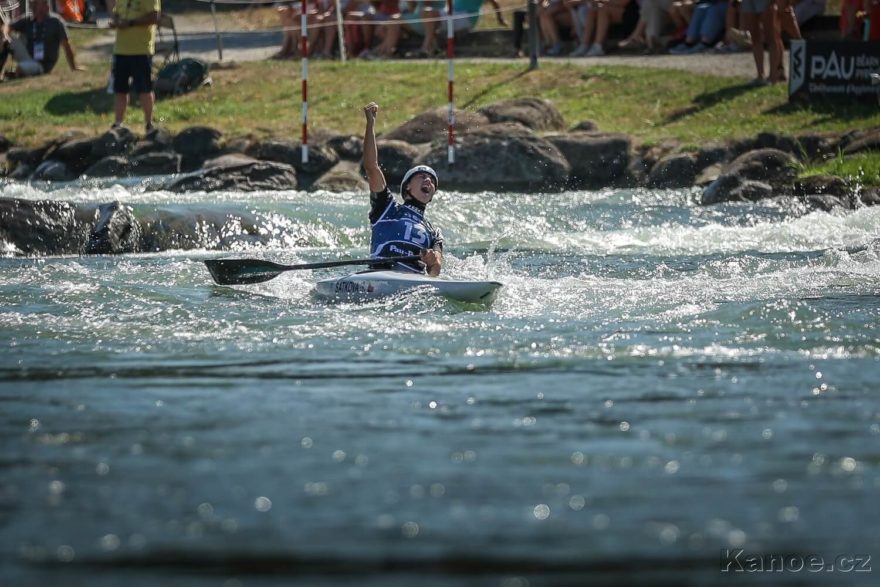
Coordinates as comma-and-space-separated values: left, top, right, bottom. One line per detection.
2, 97, 878, 255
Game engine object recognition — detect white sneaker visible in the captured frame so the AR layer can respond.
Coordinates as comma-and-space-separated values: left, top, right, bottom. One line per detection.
586, 44, 605, 57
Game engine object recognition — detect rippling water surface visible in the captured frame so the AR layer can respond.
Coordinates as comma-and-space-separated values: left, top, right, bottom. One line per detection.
1, 183, 879, 586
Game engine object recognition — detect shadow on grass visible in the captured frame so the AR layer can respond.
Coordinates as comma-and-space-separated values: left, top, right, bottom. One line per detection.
460, 68, 532, 110
45, 87, 114, 116
663, 81, 880, 126
663, 82, 760, 124
763, 98, 880, 124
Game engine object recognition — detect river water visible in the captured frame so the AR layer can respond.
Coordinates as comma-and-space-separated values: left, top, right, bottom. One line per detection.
1, 182, 879, 586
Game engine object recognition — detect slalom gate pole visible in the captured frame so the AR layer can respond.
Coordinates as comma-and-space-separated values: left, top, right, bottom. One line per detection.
446, 0, 455, 166
301, 0, 309, 163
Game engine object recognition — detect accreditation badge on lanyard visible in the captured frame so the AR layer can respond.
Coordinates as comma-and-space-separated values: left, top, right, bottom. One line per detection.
32, 22, 44, 61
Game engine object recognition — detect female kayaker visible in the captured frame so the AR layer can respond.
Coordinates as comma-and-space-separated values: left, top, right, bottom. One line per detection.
363, 101, 443, 276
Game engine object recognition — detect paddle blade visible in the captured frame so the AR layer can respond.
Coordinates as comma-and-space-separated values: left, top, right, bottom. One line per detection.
204, 259, 287, 285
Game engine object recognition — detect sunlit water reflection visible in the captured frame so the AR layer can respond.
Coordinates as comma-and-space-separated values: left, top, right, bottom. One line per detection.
1, 184, 879, 586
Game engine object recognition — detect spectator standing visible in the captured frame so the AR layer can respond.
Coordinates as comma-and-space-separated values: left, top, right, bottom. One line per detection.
741, 0, 782, 85
109, 0, 160, 131
0, 0, 82, 79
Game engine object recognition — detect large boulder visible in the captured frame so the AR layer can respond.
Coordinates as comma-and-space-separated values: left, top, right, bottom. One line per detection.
130, 128, 175, 158
546, 132, 630, 188
311, 161, 369, 192
696, 143, 731, 168
648, 153, 698, 188
139, 208, 292, 252
172, 126, 224, 158
701, 175, 774, 205
32, 160, 74, 182
86, 201, 142, 254
476, 98, 565, 132
53, 136, 100, 173
129, 151, 182, 176
842, 130, 880, 156
418, 123, 570, 192
375, 140, 425, 186
324, 134, 364, 161
724, 148, 799, 184
83, 155, 131, 178
166, 158, 297, 192
793, 175, 851, 199
91, 127, 137, 160
861, 187, 880, 207
245, 140, 339, 177
792, 175, 856, 210
6, 141, 55, 169
383, 107, 490, 144
0, 198, 93, 255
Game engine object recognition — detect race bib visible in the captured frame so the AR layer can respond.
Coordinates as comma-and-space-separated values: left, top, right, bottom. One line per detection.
33, 42, 44, 61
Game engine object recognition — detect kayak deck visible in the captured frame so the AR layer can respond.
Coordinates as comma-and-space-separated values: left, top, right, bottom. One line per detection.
314, 270, 502, 304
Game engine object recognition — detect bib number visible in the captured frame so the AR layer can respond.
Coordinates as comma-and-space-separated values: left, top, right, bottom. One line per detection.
403, 222, 429, 247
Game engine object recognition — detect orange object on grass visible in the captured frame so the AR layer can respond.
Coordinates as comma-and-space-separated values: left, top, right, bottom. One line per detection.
57, 0, 86, 23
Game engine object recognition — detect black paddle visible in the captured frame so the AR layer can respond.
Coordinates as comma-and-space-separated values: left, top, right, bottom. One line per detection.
204, 255, 422, 285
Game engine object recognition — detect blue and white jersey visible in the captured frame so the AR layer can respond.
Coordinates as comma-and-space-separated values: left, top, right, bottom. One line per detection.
369, 186, 443, 273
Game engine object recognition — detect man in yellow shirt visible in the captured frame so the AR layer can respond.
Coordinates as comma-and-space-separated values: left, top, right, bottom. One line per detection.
109, 0, 161, 132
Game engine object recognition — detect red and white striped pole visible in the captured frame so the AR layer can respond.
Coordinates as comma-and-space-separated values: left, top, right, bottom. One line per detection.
301, 0, 310, 164
446, 0, 455, 166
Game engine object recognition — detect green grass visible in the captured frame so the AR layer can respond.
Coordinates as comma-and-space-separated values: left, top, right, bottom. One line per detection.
1, 60, 878, 154
801, 152, 880, 186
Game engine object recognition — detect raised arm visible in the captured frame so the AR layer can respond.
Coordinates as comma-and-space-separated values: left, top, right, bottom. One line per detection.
362, 102, 387, 193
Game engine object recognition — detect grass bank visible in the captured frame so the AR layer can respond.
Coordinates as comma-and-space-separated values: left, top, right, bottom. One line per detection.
1, 59, 878, 168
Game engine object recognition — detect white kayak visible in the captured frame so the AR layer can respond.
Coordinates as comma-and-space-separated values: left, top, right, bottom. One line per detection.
314, 270, 502, 304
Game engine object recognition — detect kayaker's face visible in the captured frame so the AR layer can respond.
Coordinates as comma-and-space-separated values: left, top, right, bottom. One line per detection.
406, 172, 436, 204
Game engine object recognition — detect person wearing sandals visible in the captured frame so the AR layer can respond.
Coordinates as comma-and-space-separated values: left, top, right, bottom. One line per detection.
625, 0, 675, 53
539, 0, 576, 56
668, 0, 728, 54
569, 0, 631, 57
375, 0, 505, 58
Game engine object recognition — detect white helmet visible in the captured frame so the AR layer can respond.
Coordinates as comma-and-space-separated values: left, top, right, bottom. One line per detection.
400, 165, 439, 197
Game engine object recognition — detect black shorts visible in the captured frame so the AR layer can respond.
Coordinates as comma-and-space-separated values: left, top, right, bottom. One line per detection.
112, 54, 153, 94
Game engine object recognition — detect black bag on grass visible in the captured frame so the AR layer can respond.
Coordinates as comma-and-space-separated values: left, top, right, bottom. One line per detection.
154, 58, 211, 98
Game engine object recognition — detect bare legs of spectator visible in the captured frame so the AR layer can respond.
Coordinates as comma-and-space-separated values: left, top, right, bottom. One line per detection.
373, 18, 402, 57
592, 0, 630, 54
776, 0, 801, 40
669, 0, 695, 40
744, 5, 782, 84
275, 5, 300, 59
618, 16, 647, 49
114, 92, 154, 130
539, 0, 573, 55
